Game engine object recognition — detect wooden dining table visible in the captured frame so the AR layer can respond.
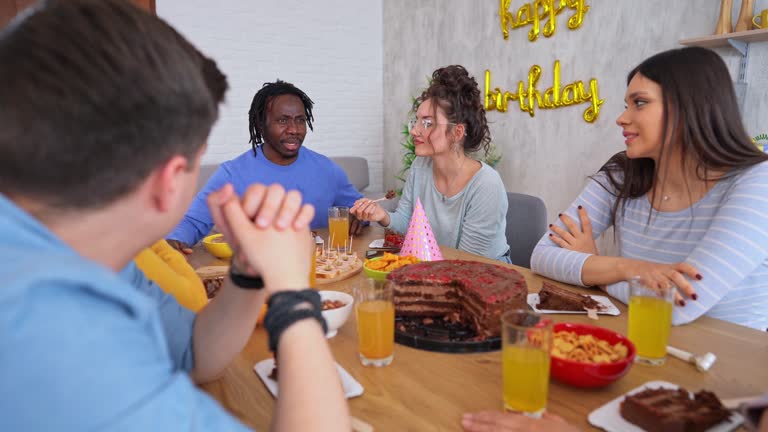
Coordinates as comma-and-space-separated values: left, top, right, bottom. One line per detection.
190, 227, 768, 431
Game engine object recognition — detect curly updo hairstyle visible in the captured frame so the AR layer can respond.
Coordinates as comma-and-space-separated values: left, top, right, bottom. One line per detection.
414, 65, 491, 156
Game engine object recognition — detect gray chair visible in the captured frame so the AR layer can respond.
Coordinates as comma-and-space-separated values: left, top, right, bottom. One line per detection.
330, 156, 369, 192
197, 163, 220, 192
505, 192, 547, 268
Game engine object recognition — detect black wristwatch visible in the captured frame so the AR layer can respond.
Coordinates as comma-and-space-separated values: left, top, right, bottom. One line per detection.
229, 266, 265, 290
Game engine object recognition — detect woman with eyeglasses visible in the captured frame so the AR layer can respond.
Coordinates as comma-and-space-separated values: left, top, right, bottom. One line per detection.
351, 65, 510, 262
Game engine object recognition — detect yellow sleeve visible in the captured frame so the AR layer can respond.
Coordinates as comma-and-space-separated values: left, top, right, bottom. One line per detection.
135, 240, 208, 312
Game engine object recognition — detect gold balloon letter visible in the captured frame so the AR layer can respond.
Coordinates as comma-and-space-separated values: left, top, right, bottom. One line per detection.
484, 61, 604, 123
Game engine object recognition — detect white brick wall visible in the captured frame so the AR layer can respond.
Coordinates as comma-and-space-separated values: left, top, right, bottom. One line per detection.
157, 0, 384, 194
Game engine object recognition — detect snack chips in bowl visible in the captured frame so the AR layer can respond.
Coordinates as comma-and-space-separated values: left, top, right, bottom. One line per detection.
364, 252, 419, 281
552, 331, 629, 364
549, 322, 635, 388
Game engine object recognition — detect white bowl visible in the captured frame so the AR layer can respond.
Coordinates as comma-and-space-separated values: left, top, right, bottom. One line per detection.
319, 290, 354, 338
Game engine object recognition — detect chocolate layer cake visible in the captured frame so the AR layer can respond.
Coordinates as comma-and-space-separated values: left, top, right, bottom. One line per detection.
536, 281, 603, 312
386, 260, 528, 339
619, 387, 731, 432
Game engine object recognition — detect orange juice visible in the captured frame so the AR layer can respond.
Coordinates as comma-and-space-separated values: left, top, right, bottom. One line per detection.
628, 295, 672, 361
328, 216, 349, 249
502, 345, 550, 414
356, 300, 394, 360
309, 248, 317, 288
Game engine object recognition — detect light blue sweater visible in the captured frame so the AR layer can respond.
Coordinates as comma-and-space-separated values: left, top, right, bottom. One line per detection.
388, 157, 509, 262
0, 194, 248, 431
531, 161, 768, 330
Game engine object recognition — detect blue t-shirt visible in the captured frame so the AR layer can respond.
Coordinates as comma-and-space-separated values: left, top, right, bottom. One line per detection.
0, 194, 249, 431
168, 146, 363, 245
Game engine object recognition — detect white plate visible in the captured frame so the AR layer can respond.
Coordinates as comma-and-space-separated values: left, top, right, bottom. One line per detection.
253, 358, 364, 399
527, 293, 621, 316
588, 380, 744, 432
315, 235, 324, 245
367, 239, 400, 250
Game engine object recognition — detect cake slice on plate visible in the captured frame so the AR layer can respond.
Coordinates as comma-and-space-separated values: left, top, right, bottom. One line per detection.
536, 281, 604, 312
619, 387, 731, 432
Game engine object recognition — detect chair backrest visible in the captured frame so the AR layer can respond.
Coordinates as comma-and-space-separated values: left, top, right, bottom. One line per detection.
330, 156, 369, 191
197, 163, 220, 192
505, 192, 548, 268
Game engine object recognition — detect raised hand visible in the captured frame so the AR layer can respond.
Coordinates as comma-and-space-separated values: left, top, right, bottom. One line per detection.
207, 183, 315, 292
548, 205, 598, 255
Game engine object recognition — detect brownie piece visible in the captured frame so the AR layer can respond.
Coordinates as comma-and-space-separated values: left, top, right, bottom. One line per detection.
619, 387, 731, 432
536, 281, 603, 311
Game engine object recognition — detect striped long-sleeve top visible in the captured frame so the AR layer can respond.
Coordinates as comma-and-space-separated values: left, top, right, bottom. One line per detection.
530, 160, 768, 331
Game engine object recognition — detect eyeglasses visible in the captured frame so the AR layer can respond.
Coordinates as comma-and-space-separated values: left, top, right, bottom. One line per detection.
273, 116, 308, 128
408, 118, 457, 131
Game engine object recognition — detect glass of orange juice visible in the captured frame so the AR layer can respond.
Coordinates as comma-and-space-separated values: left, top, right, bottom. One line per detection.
309, 244, 317, 288
353, 279, 394, 367
501, 310, 552, 418
628, 277, 674, 365
328, 206, 350, 249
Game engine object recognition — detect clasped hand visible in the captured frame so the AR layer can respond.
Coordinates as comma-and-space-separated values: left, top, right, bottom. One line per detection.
207, 183, 315, 292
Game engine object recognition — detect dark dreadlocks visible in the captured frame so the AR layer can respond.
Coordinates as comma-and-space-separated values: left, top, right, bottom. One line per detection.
248, 80, 315, 156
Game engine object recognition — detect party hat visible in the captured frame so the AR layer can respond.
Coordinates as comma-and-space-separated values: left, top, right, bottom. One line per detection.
399, 198, 443, 261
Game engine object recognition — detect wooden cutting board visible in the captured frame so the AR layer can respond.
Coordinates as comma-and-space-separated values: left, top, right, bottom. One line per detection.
194, 258, 363, 288
195, 265, 228, 298
315, 254, 363, 285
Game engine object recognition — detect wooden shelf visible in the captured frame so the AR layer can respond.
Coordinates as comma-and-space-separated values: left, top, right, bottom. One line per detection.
680, 28, 768, 48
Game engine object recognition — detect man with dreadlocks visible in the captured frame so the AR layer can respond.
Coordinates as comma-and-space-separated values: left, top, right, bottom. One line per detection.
167, 80, 364, 250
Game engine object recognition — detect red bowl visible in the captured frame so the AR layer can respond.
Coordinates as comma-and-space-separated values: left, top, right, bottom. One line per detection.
550, 322, 636, 388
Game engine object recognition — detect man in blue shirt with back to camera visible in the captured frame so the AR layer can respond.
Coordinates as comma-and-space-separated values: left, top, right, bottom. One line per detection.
167, 80, 365, 251
0, 1, 349, 430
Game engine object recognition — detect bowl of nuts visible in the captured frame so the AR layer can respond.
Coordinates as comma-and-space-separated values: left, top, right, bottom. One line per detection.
318, 290, 354, 338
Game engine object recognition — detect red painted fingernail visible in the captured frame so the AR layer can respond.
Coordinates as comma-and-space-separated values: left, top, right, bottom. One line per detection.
578, 205, 583, 210
548, 233, 553, 237
558, 213, 562, 217
695, 274, 703, 280
678, 300, 686, 307
548, 224, 553, 228
692, 293, 698, 301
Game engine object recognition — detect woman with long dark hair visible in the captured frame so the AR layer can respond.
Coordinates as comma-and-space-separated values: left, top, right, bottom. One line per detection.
351, 65, 510, 262
531, 47, 768, 330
